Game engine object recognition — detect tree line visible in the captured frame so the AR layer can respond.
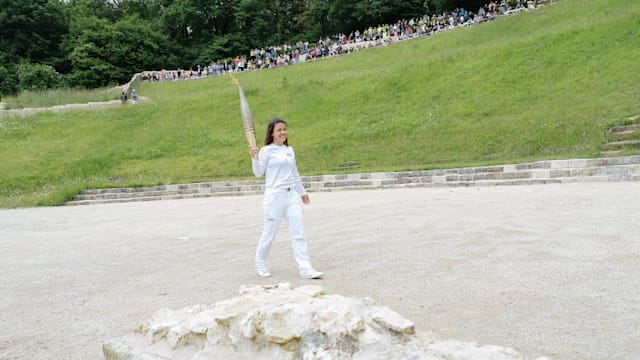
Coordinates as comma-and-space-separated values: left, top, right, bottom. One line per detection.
0, 0, 492, 96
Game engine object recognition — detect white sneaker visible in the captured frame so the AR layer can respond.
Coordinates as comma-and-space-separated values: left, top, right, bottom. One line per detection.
300, 269, 323, 279
256, 264, 272, 278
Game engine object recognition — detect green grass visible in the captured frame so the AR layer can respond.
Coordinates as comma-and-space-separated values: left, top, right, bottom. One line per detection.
1, 0, 639, 208
2, 87, 123, 109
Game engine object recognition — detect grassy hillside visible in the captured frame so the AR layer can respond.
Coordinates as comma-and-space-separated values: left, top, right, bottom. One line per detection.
1, 0, 639, 208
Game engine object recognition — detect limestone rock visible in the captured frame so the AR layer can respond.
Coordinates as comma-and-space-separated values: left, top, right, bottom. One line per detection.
103, 283, 549, 360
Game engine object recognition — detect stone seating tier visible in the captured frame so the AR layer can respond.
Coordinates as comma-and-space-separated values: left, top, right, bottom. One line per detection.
66, 155, 640, 205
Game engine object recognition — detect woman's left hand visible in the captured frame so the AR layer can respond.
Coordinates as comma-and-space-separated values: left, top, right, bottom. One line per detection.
301, 194, 310, 205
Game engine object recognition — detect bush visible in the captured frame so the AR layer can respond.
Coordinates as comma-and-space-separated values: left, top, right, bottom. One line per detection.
16, 62, 65, 92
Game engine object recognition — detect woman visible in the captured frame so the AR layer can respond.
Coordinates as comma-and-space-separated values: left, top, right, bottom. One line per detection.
250, 117, 323, 279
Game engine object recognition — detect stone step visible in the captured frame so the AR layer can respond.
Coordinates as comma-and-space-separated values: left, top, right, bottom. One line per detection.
64, 189, 264, 206
66, 172, 640, 206
73, 188, 199, 200
308, 167, 640, 189
80, 180, 264, 195
609, 123, 640, 134
609, 129, 639, 137
65, 155, 640, 205
604, 140, 640, 149
78, 183, 263, 197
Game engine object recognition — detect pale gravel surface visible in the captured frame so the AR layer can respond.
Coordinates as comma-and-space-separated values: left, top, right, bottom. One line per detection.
1, 182, 639, 360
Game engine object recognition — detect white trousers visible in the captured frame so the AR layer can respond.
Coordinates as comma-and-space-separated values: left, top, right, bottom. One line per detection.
255, 190, 313, 272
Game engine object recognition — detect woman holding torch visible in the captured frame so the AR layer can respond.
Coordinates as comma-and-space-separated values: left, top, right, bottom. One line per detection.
249, 117, 323, 279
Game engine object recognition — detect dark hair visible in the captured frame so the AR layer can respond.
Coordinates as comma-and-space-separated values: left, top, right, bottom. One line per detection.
264, 117, 288, 146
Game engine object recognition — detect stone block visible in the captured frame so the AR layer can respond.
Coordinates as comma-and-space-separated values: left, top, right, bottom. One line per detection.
369, 305, 415, 335
499, 172, 515, 180
550, 169, 570, 178
567, 159, 588, 168
530, 169, 551, 178
480, 166, 504, 173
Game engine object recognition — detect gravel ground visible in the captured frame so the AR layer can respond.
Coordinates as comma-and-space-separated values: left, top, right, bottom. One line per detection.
1, 182, 639, 360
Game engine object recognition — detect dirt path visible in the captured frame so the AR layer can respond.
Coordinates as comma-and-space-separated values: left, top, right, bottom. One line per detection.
1, 182, 639, 360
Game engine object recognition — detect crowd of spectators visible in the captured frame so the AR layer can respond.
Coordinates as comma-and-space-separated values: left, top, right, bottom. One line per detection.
140, 0, 548, 83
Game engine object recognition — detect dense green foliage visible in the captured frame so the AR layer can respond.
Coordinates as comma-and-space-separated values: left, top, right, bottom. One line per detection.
0, 0, 493, 95
0, 0, 639, 208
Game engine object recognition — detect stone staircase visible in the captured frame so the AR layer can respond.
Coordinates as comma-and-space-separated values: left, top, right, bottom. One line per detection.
603, 115, 640, 154
65, 155, 640, 205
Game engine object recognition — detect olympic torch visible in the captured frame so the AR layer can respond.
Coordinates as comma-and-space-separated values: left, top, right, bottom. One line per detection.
238, 85, 257, 154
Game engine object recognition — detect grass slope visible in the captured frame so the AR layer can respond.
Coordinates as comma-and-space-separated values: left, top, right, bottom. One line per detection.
1, 0, 639, 208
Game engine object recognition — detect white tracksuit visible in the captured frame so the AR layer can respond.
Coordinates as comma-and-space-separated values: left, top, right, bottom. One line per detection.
252, 144, 313, 272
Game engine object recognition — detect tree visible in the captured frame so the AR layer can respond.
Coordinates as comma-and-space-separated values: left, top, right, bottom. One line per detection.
65, 0, 119, 21
160, 0, 237, 45
0, 0, 69, 94
428, 0, 487, 13
0, 0, 68, 65
198, 33, 247, 65
63, 15, 175, 88
113, 0, 164, 20
234, 0, 281, 49
303, 0, 426, 40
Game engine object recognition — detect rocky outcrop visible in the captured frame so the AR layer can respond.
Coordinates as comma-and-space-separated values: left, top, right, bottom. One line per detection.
103, 283, 550, 360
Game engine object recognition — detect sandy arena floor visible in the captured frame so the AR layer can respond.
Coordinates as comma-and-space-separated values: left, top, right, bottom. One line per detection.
1, 182, 639, 360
